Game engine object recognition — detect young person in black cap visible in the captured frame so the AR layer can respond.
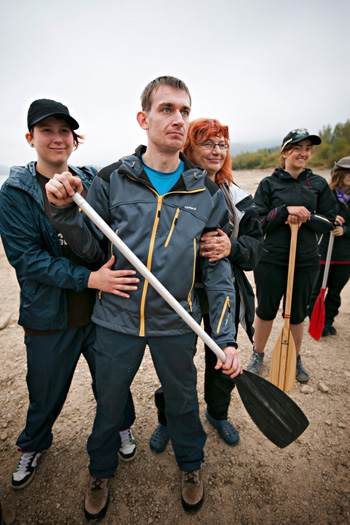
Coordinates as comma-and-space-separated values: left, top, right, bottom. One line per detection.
0, 99, 138, 491
246, 128, 337, 382
308, 156, 350, 336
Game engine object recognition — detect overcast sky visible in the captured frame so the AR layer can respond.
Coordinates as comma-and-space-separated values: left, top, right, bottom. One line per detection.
1, 0, 349, 168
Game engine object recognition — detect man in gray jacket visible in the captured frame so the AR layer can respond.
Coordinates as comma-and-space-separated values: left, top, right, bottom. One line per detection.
46, 76, 242, 520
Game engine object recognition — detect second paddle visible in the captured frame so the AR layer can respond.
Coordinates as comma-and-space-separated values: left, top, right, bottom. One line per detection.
269, 222, 300, 391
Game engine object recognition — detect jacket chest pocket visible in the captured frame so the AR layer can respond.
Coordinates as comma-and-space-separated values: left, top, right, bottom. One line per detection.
164, 208, 180, 247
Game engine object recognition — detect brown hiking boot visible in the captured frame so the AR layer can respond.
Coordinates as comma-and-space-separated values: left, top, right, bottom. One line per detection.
181, 469, 204, 512
84, 476, 110, 521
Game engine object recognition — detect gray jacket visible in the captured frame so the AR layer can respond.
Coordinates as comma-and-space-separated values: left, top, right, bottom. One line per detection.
50, 146, 237, 348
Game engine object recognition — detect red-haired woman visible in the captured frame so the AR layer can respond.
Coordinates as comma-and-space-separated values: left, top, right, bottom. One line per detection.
308, 156, 350, 336
0, 99, 138, 491
150, 118, 263, 451
248, 129, 337, 383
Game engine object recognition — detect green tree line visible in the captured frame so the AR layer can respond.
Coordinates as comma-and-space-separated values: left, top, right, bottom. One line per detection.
231, 120, 350, 170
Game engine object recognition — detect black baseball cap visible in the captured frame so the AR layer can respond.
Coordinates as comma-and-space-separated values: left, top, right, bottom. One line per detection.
27, 99, 79, 131
281, 128, 321, 152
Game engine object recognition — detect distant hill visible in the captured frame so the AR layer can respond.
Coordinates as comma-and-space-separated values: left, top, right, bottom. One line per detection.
230, 139, 279, 156
231, 120, 350, 170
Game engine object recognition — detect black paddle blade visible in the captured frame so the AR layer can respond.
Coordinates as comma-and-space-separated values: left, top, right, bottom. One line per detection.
221, 370, 309, 448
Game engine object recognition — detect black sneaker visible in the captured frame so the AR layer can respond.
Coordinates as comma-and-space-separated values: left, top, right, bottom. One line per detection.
246, 349, 264, 374
322, 324, 331, 337
118, 428, 136, 462
296, 355, 309, 383
12, 450, 44, 489
328, 325, 336, 335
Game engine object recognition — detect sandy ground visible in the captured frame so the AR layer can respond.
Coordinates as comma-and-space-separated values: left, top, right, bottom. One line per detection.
0, 169, 349, 524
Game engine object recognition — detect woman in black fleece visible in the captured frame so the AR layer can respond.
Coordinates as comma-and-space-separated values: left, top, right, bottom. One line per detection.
247, 128, 337, 383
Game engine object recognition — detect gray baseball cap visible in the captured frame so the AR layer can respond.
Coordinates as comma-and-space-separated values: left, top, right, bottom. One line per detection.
334, 156, 350, 169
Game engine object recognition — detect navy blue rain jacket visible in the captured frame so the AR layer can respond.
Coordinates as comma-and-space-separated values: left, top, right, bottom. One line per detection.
0, 162, 97, 330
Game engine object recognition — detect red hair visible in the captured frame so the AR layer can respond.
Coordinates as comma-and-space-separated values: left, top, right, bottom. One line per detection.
183, 118, 233, 184
72, 131, 84, 150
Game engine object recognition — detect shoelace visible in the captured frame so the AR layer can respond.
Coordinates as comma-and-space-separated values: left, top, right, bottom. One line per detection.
91, 478, 105, 492
120, 429, 135, 447
183, 472, 199, 486
15, 452, 35, 472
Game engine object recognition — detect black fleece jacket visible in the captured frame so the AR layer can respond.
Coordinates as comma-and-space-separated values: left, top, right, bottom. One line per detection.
254, 168, 338, 268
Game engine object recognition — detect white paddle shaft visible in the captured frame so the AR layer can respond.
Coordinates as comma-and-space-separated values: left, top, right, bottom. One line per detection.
321, 234, 335, 289
73, 192, 227, 362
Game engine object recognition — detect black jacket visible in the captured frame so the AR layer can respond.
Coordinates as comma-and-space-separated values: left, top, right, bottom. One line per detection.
196, 183, 263, 342
225, 184, 262, 342
319, 190, 350, 263
254, 168, 338, 268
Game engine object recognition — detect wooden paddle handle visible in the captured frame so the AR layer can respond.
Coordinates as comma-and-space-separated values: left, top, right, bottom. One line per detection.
284, 223, 299, 319
269, 223, 299, 391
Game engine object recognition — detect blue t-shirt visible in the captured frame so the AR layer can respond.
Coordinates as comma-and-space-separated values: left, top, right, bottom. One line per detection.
142, 155, 184, 196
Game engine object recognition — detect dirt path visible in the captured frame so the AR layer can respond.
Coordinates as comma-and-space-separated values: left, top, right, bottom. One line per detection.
0, 169, 349, 524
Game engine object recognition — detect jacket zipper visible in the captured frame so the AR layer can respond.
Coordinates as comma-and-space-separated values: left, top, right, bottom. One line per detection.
187, 238, 197, 312
217, 296, 230, 334
164, 208, 180, 247
139, 196, 163, 336
124, 173, 206, 335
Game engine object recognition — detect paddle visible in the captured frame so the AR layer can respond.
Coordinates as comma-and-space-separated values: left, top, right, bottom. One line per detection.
72, 192, 308, 448
308, 233, 334, 341
269, 223, 299, 392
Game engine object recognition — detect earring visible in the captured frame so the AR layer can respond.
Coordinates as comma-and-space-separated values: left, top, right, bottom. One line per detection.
31, 143, 34, 147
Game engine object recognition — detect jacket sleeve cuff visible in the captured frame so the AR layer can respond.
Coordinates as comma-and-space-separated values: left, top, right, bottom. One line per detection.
79, 268, 92, 290
281, 204, 289, 219
218, 341, 238, 349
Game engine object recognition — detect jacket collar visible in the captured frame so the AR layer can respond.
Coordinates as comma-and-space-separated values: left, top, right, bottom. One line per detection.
119, 145, 207, 192
6, 162, 93, 206
273, 167, 313, 180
